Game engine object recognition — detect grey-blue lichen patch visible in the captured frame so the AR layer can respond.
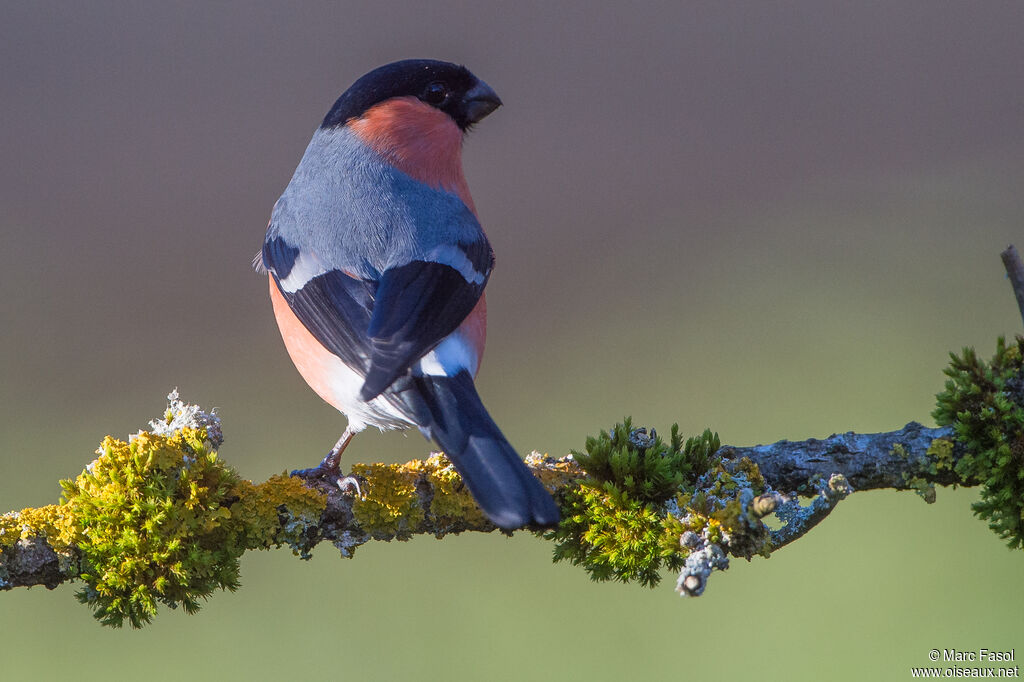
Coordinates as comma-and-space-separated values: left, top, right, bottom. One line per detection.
147, 389, 223, 447
280, 512, 325, 560
333, 531, 369, 558
676, 526, 729, 597
770, 474, 852, 548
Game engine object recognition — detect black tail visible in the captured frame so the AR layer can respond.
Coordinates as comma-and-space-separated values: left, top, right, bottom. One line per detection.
406, 371, 560, 529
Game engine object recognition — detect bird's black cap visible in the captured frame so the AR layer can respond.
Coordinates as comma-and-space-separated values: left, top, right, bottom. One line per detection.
321, 59, 502, 132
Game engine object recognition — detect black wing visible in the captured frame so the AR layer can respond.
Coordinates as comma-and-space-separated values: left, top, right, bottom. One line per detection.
263, 235, 376, 373
360, 242, 493, 400
264, 234, 492, 400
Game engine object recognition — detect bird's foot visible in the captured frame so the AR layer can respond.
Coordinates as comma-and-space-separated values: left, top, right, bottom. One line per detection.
290, 442, 344, 481
290, 463, 334, 483
290, 429, 360, 495
290, 461, 362, 497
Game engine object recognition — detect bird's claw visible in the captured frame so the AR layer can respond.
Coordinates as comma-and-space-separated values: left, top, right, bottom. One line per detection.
290, 446, 344, 484
290, 465, 363, 498
336, 475, 362, 498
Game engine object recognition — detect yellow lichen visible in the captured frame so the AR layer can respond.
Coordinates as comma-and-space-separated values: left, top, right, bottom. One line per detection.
350, 462, 424, 538
678, 507, 725, 545
524, 452, 586, 492
905, 475, 937, 503
732, 457, 766, 492
229, 475, 327, 552
927, 437, 955, 471
0, 504, 80, 553
415, 455, 488, 528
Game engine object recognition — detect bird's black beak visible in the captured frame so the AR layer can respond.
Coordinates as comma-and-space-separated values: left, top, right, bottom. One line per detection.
462, 79, 502, 125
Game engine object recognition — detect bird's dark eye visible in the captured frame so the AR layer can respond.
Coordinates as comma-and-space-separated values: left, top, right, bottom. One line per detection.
422, 81, 448, 105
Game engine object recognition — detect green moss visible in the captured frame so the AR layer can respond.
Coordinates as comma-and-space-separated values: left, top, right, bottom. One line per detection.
548, 420, 725, 587
60, 428, 242, 627
57, 426, 327, 627
934, 336, 1024, 548
572, 418, 719, 503
550, 484, 685, 587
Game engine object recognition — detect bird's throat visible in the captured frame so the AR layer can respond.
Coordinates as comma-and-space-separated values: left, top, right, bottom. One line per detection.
348, 97, 476, 214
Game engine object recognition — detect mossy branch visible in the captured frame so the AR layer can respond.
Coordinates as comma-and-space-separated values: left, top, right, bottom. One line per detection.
0, 395, 968, 625
4, 246, 1023, 627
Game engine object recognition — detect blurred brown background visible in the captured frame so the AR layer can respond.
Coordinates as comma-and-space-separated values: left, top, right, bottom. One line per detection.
2, 2, 1022, 679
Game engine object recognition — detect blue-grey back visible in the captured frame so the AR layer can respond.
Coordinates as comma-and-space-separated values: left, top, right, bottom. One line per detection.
267, 127, 485, 280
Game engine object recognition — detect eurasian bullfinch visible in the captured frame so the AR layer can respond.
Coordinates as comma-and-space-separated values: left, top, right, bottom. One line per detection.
258, 59, 559, 529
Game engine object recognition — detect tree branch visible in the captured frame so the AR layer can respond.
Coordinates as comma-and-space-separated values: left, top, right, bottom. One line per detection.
4, 243, 1019, 625
1001, 244, 1024, 328
721, 421, 958, 494
0, 416, 960, 598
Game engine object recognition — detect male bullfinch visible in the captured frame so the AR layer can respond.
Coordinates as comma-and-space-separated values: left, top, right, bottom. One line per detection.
258, 59, 559, 529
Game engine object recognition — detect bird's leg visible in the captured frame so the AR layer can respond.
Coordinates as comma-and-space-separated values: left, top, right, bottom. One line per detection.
291, 426, 361, 495
320, 428, 355, 473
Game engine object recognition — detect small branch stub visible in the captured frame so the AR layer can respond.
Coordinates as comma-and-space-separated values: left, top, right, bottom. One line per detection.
1000, 244, 1024, 328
